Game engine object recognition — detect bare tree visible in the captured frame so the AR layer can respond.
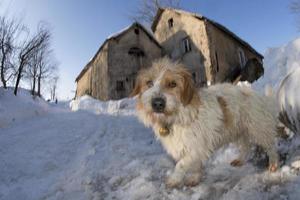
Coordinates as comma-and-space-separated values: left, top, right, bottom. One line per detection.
290, 0, 300, 30
37, 50, 59, 97
0, 16, 23, 88
132, 0, 181, 25
14, 24, 50, 95
25, 46, 58, 97
291, 0, 300, 12
25, 52, 39, 95
49, 75, 59, 101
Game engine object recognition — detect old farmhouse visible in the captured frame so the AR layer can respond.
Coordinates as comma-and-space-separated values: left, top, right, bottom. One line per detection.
75, 8, 264, 100
75, 23, 162, 100
152, 8, 263, 86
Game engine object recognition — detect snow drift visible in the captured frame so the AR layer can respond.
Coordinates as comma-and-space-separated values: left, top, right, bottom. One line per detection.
70, 95, 135, 116
0, 87, 49, 128
253, 37, 300, 91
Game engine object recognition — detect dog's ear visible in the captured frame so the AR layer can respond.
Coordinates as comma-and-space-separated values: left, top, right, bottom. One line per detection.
130, 76, 141, 97
180, 68, 196, 106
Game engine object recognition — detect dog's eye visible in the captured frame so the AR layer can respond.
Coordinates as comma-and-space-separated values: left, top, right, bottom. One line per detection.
146, 80, 153, 88
168, 81, 177, 88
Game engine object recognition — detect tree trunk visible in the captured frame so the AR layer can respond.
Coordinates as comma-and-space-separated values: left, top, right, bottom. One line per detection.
32, 76, 36, 95
37, 75, 41, 97
14, 62, 24, 96
0, 47, 7, 89
0, 66, 7, 88
14, 70, 22, 95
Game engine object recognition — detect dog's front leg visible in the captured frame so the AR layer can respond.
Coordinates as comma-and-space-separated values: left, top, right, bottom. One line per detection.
166, 155, 202, 188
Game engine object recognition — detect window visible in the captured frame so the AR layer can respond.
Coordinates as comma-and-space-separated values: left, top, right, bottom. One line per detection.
192, 72, 196, 83
238, 48, 246, 68
116, 81, 125, 91
134, 28, 139, 35
168, 18, 174, 28
215, 51, 219, 72
128, 47, 145, 57
182, 37, 191, 53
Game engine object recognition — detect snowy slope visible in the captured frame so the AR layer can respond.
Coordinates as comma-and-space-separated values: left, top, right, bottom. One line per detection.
1, 89, 300, 200
253, 37, 300, 92
0, 88, 50, 128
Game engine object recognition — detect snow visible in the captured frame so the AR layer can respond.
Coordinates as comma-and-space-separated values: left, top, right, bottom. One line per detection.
70, 95, 135, 116
253, 37, 300, 92
253, 37, 300, 134
1, 37, 300, 200
1, 87, 300, 200
0, 87, 50, 128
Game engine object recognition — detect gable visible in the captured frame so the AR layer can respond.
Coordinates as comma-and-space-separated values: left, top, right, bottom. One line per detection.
75, 22, 162, 82
152, 8, 263, 59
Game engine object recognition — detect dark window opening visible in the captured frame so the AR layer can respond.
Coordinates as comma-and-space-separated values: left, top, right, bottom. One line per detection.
134, 28, 139, 35
238, 49, 246, 68
182, 38, 191, 53
168, 18, 174, 28
116, 81, 125, 91
128, 47, 145, 57
192, 72, 196, 83
126, 77, 129, 82
215, 51, 219, 72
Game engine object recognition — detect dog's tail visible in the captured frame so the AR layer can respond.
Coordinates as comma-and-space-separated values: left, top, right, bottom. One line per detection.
276, 69, 300, 135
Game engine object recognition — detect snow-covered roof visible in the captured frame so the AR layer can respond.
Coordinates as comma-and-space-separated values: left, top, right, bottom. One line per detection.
151, 7, 263, 59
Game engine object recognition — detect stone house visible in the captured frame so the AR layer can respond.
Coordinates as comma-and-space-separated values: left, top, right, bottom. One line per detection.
76, 8, 264, 100
152, 8, 263, 86
75, 22, 162, 100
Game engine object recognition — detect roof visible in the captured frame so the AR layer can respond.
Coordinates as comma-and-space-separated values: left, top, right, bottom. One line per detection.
151, 8, 264, 59
75, 22, 162, 82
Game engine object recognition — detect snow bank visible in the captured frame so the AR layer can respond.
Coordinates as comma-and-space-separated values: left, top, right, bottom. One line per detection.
253, 37, 300, 92
0, 87, 49, 128
70, 95, 136, 116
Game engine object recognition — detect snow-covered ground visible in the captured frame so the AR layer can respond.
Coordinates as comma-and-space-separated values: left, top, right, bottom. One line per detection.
1, 37, 300, 200
1, 86, 300, 200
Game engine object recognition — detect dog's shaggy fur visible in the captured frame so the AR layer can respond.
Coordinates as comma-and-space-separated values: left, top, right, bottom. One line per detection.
132, 58, 279, 188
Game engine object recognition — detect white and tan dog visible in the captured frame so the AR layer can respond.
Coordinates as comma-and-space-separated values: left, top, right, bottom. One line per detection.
131, 57, 279, 188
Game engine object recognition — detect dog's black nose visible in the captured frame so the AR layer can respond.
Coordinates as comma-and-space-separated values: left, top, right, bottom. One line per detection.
151, 97, 166, 112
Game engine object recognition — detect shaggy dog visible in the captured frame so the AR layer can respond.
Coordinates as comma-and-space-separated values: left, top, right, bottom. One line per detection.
131, 58, 279, 188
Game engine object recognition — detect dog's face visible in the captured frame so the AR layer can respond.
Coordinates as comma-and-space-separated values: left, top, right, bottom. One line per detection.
131, 58, 198, 126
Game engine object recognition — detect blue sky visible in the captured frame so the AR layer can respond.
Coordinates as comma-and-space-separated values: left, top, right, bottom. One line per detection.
0, 0, 299, 99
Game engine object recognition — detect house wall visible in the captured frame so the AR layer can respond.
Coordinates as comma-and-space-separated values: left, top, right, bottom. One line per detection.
154, 10, 211, 86
91, 43, 109, 100
76, 66, 92, 97
206, 23, 263, 83
108, 27, 162, 100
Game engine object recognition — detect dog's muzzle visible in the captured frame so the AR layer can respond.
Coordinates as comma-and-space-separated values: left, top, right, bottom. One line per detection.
151, 97, 166, 113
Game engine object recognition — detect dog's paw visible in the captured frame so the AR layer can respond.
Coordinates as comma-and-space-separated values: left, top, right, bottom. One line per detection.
165, 176, 183, 189
230, 159, 244, 167
184, 173, 201, 187
269, 163, 278, 172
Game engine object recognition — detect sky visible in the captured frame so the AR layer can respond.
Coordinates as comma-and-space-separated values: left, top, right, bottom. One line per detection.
0, 0, 299, 100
